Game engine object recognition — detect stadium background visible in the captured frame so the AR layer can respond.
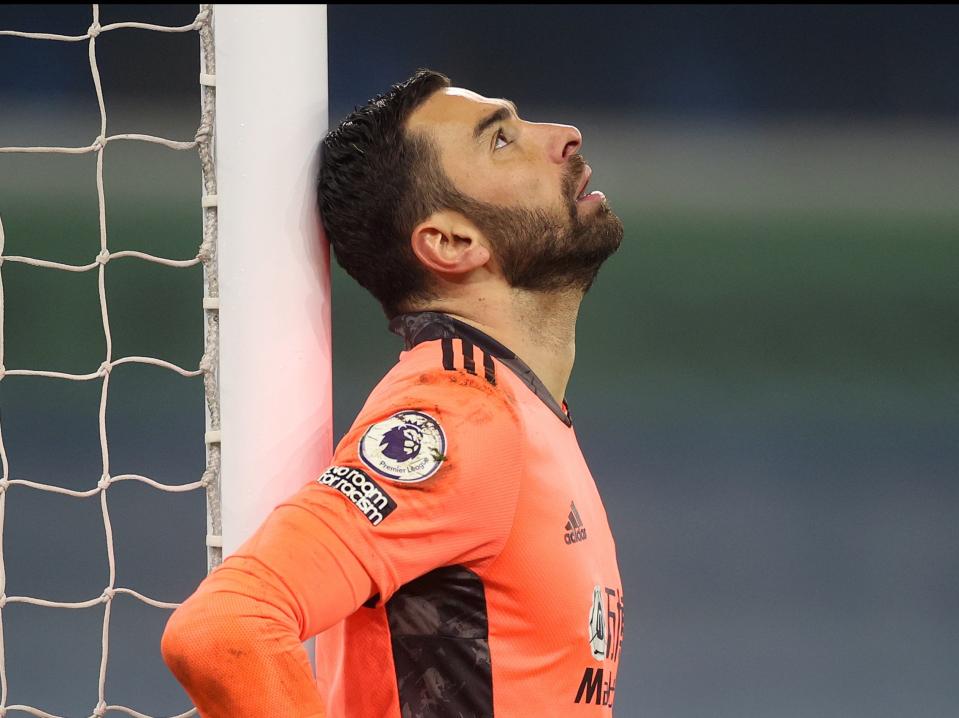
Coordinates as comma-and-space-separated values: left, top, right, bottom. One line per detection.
1, 4, 957, 716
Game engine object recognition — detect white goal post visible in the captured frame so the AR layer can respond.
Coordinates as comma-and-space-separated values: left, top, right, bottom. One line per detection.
215, 2, 332, 687
215, 4, 333, 560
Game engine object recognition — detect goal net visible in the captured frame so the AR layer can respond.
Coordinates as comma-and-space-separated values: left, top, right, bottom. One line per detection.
0, 4, 330, 716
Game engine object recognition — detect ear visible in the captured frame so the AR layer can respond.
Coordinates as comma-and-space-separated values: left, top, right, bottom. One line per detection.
410, 210, 491, 277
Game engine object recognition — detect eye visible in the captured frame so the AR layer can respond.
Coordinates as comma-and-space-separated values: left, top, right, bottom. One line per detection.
494, 128, 511, 151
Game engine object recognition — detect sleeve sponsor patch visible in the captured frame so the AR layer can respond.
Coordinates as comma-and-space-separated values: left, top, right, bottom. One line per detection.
316, 466, 397, 526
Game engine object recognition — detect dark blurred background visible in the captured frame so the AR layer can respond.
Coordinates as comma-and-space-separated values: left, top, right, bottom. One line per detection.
1, 4, 957, 717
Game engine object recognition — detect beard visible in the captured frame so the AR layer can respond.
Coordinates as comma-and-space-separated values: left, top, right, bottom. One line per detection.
449, 157, 624, 294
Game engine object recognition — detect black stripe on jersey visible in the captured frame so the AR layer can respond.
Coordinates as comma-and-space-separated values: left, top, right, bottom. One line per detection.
441, 337, 454, 371
387, 566, 493, 717
390, 310, 570, 426
461, 339, 476, 375
483, 351, 496, 385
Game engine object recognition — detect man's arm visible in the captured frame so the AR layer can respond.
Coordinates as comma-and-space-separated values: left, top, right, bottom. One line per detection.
161, 502, 374, 718
161, 363, 523, 715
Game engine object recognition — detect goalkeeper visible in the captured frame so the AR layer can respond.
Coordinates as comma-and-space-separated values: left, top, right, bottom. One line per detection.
162, 69, 626, 716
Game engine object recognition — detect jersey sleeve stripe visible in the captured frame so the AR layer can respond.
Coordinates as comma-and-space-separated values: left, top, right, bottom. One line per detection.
461, 339, 477, 375
483, 351, 496, 385
441, 337, 455, 371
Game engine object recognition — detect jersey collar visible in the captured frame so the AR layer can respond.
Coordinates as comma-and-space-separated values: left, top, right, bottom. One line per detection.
389, 311, 573, 427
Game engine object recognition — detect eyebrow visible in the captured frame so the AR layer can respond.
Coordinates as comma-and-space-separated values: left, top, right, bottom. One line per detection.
473, 100, 519, 140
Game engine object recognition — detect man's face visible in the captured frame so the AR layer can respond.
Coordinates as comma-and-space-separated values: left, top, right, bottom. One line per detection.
407, 87, 624, 293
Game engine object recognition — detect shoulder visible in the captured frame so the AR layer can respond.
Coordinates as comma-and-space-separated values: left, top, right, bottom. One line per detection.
333, 340, 524, 483
366, 339, 520, 429
312, 341, 525, 603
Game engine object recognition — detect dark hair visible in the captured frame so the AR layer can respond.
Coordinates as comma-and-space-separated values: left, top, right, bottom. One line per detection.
318, 69, 452, 318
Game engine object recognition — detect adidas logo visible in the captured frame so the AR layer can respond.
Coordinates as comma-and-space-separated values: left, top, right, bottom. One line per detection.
564, 501, 588, 544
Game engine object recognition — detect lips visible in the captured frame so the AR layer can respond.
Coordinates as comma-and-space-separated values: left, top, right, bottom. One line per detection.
575, 164, 592, 200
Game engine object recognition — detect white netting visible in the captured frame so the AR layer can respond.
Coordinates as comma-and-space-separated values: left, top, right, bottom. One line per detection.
0, 5, 218, 717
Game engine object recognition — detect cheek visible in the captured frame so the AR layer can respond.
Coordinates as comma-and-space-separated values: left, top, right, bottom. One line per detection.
498, 172, 553, 207
449, 154, 554, 207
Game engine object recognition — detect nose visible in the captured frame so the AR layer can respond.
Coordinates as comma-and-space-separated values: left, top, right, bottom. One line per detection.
539, 122, 582, 164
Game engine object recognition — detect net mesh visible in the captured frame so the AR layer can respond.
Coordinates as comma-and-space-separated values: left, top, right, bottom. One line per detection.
0, 5, 218, 717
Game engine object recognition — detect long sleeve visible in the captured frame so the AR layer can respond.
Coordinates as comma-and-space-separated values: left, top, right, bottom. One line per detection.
161, 502, 375, 717
160, 353, 523, 715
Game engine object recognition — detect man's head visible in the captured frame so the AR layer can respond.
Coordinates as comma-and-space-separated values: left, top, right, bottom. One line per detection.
318, 69, 623, 318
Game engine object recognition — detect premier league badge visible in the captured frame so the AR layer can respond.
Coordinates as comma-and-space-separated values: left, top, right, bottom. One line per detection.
359, 410, 447, 483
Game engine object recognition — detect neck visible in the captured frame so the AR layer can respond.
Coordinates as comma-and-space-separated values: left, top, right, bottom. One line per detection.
424, 288, 582, 405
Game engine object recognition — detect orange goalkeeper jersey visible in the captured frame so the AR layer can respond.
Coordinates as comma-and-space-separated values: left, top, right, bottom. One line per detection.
163, 312, 625, 716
